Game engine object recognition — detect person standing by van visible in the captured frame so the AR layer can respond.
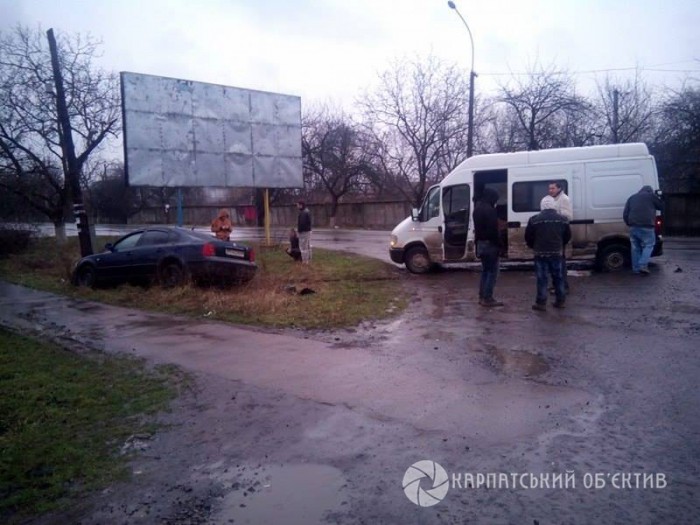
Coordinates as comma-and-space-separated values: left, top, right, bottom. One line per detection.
474, 188, 503, 307
548, 181, 573, 291
297, 201, 312, 264
623, 186, 663, 275
525, 196, 571, 311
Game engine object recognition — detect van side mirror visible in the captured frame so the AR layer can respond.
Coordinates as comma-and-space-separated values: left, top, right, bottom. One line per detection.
411, 208, 420, 221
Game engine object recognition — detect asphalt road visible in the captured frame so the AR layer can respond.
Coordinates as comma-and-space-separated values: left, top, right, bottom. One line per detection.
2, 227, 699, 524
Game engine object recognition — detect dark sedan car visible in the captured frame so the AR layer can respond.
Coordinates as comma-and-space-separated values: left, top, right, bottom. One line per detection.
72, 227, 256, 288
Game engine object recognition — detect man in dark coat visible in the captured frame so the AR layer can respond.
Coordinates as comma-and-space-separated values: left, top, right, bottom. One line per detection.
473, 188, 503, 307
297, 201, 312, 264
623, 185, 663, 275
525, 195, 572, 311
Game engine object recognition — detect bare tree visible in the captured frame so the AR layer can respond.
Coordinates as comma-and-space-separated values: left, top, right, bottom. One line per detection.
360, 54, 470, 207
652, 84, 700, 192
302, 105, 377, 225
595, 71, 658, 144
497, 62, 591, 150
0, 25, 120, 239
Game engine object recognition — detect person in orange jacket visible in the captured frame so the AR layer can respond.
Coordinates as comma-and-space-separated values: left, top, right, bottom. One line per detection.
211, 209, 233, 241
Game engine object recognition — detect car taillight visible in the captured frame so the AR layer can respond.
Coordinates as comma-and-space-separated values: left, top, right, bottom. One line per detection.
202, 243, 216, 257
248, 247, 255, 262
655, 216, 663, 235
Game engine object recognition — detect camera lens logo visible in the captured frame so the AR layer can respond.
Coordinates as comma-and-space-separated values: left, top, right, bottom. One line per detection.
403, 460, 449, 507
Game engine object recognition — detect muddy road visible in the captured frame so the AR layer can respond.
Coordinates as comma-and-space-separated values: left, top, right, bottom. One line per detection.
1, 238, 698, 524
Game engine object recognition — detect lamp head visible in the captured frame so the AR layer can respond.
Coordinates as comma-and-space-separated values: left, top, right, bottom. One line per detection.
448, 1, 456, 9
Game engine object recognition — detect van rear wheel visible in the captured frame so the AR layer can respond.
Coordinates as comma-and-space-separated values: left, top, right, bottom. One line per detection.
597, 244, 630, 272
404, 246, 432, 274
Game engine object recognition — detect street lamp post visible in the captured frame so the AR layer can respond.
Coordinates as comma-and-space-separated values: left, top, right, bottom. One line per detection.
447, 1, 477, 158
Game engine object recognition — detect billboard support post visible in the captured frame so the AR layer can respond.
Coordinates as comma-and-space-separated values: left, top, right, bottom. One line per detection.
176, 188, 184, 227
264, 188, 271, 246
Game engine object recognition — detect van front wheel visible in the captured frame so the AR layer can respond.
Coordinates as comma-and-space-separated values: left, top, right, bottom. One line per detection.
596, 244, 630, 272
404, 246, 432, 274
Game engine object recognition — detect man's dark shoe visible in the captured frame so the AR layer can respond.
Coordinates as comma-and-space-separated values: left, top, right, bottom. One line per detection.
639, 267, 651, 275
553, 300, 566, 309
532, 303, 547, 312
481, 297, 504, 307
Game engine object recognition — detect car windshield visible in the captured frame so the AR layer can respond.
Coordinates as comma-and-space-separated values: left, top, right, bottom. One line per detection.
138, 230, 172, 246
182, 229, 218, 242
178, 229, 238, 244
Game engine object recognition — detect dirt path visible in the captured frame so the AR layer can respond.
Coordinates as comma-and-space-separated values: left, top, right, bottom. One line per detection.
2, 249, 699, 523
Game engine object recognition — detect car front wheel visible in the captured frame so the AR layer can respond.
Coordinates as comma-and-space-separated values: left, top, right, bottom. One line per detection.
76, 265, 96, 288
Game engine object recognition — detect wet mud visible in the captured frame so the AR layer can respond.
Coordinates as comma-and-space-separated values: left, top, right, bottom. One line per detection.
1, 240, 699, 524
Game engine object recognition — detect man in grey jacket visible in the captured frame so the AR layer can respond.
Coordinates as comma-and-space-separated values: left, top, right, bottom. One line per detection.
623, 186, 663, 275
525, 196, 571, 311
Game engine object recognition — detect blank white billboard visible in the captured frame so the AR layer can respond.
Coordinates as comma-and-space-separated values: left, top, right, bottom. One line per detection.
121, 72, 302, 188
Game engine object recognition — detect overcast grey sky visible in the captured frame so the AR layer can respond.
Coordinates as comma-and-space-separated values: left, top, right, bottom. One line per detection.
3, 0, 699, 108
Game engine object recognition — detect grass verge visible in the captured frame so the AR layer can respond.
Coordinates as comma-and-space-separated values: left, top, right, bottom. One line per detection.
0, 328, 180, 522
0, 236, 407, 329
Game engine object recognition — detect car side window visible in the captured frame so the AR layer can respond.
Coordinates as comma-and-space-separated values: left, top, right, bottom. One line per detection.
138, 230, 172, 247
112, 232, 143, 252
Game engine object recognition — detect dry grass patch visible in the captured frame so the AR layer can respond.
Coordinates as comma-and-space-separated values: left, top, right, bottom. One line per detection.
0, 236, 407, 329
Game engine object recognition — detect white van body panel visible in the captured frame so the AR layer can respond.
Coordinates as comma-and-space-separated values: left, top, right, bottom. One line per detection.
389, 143, 661, 270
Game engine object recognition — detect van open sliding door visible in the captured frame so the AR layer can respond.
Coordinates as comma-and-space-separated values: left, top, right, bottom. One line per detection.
507, 165, 578, 259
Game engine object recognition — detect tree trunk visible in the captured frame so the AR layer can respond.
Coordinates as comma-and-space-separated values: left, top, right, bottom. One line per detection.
54, 221, 67, 243
329, 197, 339, 228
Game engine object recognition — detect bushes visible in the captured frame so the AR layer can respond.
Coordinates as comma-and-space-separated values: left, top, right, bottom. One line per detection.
0, 225, 36, 258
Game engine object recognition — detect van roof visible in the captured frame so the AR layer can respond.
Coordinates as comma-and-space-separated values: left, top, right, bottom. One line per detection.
453, 143, 650, 172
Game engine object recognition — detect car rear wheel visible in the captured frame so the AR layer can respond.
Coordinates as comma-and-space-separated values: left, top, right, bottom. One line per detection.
159, 261, 187, 288
596, 243, 630, 272
404, 246, 432, 274
76, 265, 96, 288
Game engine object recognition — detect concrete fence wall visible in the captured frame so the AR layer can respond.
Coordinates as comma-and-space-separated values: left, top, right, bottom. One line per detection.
128, 200, 413, 230
664, 193, 700, 235
124, 194, 700, 235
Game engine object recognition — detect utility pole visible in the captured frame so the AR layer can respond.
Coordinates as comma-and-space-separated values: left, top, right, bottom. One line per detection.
612, 88, 620, 144
47, 28, 93, 256
468, 70, 477, 158
448, 1, 477, 157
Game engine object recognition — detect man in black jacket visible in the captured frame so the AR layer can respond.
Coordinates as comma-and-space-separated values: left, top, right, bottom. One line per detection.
473, 188, 503, 307
297, 201, 312, 264
525, 195, 571, 311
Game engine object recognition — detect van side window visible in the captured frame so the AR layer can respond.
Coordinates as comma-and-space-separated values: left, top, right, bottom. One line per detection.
420, 186, 441, 221
512, 180, 568, 212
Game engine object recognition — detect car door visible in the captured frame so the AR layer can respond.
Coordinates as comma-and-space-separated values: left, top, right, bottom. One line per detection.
134, 229, 175, 280
442, 184, 471, 261
93, 231, 144, 282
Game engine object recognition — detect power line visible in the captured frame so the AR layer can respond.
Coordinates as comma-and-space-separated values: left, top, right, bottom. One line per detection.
481, 67, 700, 77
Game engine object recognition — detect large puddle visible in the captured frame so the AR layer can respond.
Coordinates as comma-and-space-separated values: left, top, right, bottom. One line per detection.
212, 463, 346, 524
486, 345, 551, 377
